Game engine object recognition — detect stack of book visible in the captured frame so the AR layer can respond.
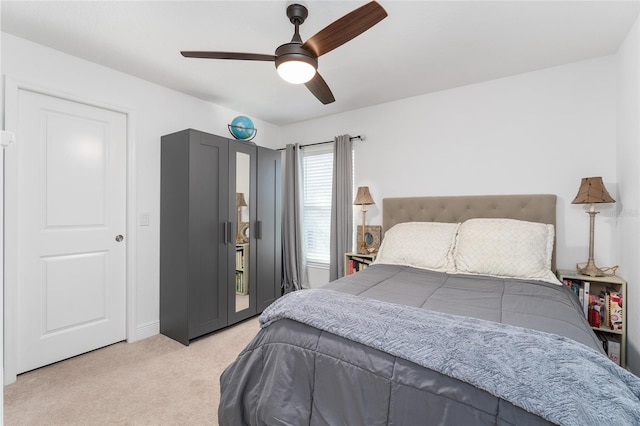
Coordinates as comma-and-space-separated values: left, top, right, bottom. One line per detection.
235, 271, 246, 294
236, 248, 245, 269
587, 289, 624, 331
563, 279, 587, 313
562, 279, 623, 331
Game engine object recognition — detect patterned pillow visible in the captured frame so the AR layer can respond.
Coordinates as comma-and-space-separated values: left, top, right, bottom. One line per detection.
453, 218, 559, 284
375, 222, 460, 272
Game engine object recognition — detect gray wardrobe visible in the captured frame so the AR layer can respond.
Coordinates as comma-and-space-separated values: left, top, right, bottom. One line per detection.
160, 129, 281, 345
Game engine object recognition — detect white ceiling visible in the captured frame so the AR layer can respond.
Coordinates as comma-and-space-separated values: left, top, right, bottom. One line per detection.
2, 1, 639, 126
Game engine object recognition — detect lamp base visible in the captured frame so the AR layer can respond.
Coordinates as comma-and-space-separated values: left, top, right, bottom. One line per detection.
358, 241, 368, 255
576, 260, 606, 277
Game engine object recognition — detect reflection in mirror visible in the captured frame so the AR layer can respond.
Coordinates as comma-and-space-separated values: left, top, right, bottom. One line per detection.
240, 222, 250, 240
235, 193, 248, 244
235, 152, 251, 312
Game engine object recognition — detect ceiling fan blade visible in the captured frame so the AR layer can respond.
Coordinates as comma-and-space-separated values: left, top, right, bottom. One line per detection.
305, 73, 335, 104
181, 51, 276, 61
302, 1, 387, 57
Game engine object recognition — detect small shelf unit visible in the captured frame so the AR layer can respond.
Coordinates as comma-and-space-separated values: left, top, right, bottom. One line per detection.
344, 252, 377, 276
557, 269, 627, 367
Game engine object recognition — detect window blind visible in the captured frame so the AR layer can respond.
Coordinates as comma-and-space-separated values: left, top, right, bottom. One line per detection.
302, 145, 333, 265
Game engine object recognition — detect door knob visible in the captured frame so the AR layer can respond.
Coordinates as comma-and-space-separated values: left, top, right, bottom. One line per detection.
115, 235, 124, 242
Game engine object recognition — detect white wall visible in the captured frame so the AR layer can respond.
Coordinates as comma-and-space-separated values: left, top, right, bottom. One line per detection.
1, 33, 281, 343
282, 57, 618, 289
616, 15, 640, 375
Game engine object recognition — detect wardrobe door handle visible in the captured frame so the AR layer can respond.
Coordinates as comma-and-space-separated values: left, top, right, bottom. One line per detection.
227, 221, 234, 244
223, 222, 228, 244
255, 221, 262, 239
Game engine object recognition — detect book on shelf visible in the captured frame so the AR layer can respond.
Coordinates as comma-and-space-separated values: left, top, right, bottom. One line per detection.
604, 292, 610, 329
609, 291, 623, 331
582, 281, 590, 317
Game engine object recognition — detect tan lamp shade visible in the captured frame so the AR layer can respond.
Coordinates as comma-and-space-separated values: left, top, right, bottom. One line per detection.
236, 193, 248, 244
571, 177, 615, 205
236, 192, 248, 207
353, 186, 375, 205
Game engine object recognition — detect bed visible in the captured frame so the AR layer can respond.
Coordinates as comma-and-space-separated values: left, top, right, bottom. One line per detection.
218, 194, 640, 425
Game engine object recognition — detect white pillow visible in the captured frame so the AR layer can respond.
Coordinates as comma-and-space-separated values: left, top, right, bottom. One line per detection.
453, 218, 559, 284
374, 222, 460, 272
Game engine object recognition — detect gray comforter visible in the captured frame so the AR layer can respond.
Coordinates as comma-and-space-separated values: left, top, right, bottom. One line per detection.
260, 289, 640, 425
219, 265, 637, 425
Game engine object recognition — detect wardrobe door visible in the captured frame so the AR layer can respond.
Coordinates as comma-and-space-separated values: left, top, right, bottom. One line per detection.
188, 131, 229, 339
227, 141, 257, 325
256, 147, 282, 312
160, 130, 191, 345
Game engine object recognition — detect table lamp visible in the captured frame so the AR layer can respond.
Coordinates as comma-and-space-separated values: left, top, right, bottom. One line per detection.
353, 186, 375, 254
236, 192, 247, 243
571, 177, 615, 277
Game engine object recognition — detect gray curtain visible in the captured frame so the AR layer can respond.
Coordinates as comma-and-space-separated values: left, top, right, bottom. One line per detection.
329, 135, 353, 281
282, 144, 309, 293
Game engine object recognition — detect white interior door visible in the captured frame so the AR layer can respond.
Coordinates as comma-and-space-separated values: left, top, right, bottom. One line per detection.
14, 88, 127, 374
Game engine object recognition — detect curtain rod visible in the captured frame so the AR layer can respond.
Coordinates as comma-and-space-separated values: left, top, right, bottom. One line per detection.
277, 135, 364, 151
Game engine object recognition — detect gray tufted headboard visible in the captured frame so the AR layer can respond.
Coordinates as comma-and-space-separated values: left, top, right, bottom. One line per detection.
382, 194, 557, 271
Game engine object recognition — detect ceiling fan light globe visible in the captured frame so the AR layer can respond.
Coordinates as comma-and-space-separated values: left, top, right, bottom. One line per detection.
277, 60, 316, 84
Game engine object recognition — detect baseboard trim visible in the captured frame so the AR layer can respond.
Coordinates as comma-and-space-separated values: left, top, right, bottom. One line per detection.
129, 321, 159, 343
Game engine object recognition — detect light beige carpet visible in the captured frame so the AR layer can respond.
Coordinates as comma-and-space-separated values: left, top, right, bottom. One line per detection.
4, 317, 260, 425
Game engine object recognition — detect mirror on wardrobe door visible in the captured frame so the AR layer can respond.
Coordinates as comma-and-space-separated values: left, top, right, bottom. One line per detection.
234, 152, 251, 312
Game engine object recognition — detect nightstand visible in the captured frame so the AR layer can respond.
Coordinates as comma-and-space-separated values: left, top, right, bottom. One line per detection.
344, 252, 377, 276
557, 269, 627, 367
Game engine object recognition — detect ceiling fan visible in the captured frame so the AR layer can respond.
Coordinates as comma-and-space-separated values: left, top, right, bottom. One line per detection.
181, 1, 388, 105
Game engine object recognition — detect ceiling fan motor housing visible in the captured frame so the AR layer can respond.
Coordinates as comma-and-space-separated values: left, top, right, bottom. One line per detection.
274, 43, 318, 70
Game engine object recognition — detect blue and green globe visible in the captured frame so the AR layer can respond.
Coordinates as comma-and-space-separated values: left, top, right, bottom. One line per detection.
228, 116, 257, 140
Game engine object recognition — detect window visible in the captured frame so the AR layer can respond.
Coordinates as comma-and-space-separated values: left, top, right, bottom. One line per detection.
302, 145, 333, 265
302, 144, 355, 266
